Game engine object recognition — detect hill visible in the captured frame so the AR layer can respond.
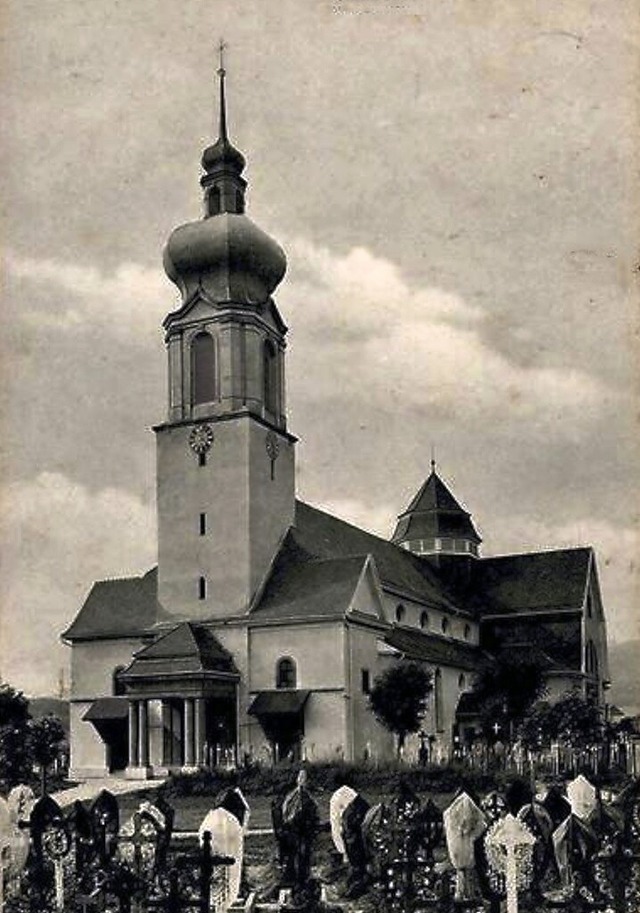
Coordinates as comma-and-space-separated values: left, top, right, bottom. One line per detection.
607, 640, 640, 716
29, 697, 70, 733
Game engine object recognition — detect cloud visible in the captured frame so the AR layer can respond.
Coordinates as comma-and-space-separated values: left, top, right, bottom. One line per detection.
280, 237, 612, 430
0, 472, 156, 695
4, 250, 171, 343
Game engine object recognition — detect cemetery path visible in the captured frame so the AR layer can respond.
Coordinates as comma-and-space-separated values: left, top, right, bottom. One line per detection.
50, 775, 163, 808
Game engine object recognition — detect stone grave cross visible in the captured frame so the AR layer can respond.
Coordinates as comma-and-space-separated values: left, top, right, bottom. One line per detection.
485, 813, 536, 913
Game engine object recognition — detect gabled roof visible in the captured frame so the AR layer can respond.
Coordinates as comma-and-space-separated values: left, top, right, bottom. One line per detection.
392, 470, 481, 545
122, 622, 238, 679
62, 567, 163, 641
250, 551, 367, 622
472, 547, 592, 614
291, 500, 464, 613
384, 625, 484, 671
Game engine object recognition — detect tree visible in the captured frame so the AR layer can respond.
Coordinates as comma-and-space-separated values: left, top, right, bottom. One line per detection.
368, 662, 432, 756
29, 715, 66, 795
0, 683, 32, 789
520, 692, 602, 751
471, 652, 547, 742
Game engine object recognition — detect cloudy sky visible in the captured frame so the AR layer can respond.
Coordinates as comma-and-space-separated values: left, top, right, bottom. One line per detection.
1, 0, 638, 699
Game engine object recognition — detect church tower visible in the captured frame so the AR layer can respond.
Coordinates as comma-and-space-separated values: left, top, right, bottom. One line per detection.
392, 463, 481, 587
155, 54, 295, 620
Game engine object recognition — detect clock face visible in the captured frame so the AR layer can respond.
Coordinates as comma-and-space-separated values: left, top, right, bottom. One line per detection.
189, 424, 214, 454
265, 431, 280, 461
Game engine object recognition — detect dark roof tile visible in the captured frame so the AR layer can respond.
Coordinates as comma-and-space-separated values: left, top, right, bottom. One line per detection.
62, 568, 163, 641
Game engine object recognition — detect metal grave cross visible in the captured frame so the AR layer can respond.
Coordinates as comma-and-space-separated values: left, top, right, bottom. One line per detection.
485, 813, 536, 913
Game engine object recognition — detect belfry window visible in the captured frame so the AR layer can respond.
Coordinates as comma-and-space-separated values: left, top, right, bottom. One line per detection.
209, 186, 221, 216
395, 604, 406, 623
198, 576, 206, 600
192, 332, 216, 405
263, 340, 278, 413
276, 657, 297, 689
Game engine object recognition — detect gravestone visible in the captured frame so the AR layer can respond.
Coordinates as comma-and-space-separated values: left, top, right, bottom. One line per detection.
90, 789, 119, 863
278, 770, 320, 909
30, 794, 72, 911
516, 801, 554, 896
547, 813, 599, 905
542, 784, 571, 829
566, 774, 597, 822
443, 791, 487, 905
199, 807, 243, 913
484, 813, 536, 913
329, 785, 357, 860
341, 792, 370, 898
481, 791, 507, 824
217, 785, 251, 834
4, 787, 32, 884
7, 784, 35, 826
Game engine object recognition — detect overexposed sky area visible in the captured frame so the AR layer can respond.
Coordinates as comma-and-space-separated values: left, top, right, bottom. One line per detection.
0, 0, 638, 697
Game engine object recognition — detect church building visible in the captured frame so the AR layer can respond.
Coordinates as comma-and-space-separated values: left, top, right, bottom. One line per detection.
63, 65, 610, 780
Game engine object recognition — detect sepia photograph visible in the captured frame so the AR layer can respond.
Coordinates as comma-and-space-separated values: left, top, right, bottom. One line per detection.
1, 1, 638, 910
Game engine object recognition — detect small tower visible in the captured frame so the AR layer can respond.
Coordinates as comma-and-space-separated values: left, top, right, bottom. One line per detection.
155, 49, 295, 620
392, 462, 481, 586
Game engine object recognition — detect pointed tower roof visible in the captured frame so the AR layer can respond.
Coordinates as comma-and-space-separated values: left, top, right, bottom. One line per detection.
392, 465, 481, 547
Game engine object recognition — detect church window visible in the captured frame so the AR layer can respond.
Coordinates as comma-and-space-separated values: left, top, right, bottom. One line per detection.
441, 617, 450, 634
361, 668, 371, 694
276, 657, 297, 689
434, 668, 443, 731
458, 673, 466, 689
199, 452, 207, 467
112, 666, 126, 696
463, 623, 471, 640
420, 611, 429, 630
209, 185, 221, 216
198, 576, 206, 600
192, 332, 217, 405
263, 340, 278, 413
199, 513, 206, 536
395, 604, 406, 623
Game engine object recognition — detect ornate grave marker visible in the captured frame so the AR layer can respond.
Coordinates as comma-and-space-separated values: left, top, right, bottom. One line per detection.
329, 785, 357, 860
484, 813, 536, 913
30, 794, 72, 911
566, 774, 597, 822
198, 807, 243, 912
443, 791, 487, 905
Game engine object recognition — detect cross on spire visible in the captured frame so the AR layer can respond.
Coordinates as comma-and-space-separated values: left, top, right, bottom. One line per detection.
217, 38, 227, 76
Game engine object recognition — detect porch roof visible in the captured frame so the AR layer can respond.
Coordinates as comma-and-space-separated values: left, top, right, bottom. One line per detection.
83, 696, 129, 722
248, 689, 310, 716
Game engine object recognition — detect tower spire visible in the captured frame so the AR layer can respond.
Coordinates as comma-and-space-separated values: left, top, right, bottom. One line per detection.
217, 39, 228, 142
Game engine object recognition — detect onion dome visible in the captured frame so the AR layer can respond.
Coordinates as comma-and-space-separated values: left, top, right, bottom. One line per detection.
163, 52, 286, 304
392, 462, 481, 558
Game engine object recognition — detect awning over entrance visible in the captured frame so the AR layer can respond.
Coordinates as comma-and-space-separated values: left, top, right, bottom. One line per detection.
83, 697, 129, 722
248, 690, 310, 717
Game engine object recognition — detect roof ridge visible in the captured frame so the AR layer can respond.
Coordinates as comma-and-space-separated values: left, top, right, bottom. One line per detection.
481, 545, 592, 561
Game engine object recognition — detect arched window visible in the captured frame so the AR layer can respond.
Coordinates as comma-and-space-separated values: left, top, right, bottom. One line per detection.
112, 666, 126, 696
434, 668, 443, 731
276, 657, 297, 690
192, 332, 216, 405
395, 604, 406, 623
463, 623, 471, 640
263, 340, 278, 413
441, 617, 450, 635
458, 673, 466, 689
209, 186, 221, 216
420, 611, 429, 630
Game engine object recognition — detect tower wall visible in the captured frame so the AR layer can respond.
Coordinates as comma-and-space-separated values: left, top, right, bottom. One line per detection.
156, 416, 294, 619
